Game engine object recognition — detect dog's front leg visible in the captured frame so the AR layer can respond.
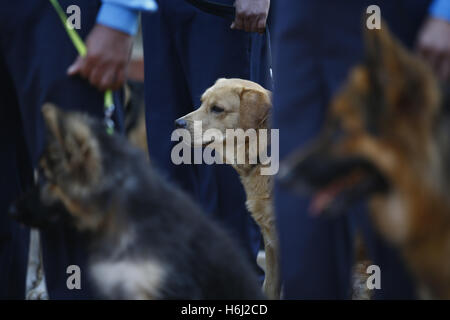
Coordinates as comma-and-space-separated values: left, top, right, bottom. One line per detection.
262, 230, 280, 299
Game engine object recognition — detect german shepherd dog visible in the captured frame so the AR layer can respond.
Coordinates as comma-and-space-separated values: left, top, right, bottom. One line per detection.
9, 104, 264, 300
279, 23, 450, 299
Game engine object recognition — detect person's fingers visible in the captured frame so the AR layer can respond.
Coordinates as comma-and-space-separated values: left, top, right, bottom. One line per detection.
419, 46, 450, 81
243, 15, 252, 32
233, 14, 245, 31
67, 56, 84, 76
257, 16, 267, 34
83, 52, 103, 78
68, 53, 99, 79
249, 15, 260, 33
418, 44, 439, 71
99, 68, 116, 91
88, 65, 105, 90
112, 68, 126, 91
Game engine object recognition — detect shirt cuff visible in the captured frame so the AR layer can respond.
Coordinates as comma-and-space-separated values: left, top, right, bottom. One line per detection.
96, 3, 139, 35
429, 0, 450, 22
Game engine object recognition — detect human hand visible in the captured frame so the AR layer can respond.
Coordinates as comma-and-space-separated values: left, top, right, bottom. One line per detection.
67, 24, 133, 90
231, 0, 270, 34
416, 17, 450, 81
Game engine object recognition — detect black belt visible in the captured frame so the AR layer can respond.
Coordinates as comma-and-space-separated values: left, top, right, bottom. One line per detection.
185, 0, 273, 88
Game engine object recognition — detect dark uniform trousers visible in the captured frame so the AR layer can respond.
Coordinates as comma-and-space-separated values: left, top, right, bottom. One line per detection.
272, 0, 432, 299
141, 0, 272, 278
0, 0, 124, 299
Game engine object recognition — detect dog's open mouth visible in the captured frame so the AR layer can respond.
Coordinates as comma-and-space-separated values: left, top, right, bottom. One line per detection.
279, 151, 389, 217
309, 169, 366, 216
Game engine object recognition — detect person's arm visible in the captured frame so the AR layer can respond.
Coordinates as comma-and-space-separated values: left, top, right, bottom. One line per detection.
416, 0, 450, 81
231, 0, 270, 34
96, 0, 158, 36
68, 0, 157, 90
429, 0, 450, 21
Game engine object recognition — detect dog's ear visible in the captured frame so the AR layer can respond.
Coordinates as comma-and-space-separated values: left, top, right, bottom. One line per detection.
364, 22, 439, 117
238, 88, 271, 130
42, 103, 65, 146
42, 103, 101, 181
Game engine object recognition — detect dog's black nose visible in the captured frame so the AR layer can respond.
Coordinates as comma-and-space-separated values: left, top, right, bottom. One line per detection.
175, 119, 187, 129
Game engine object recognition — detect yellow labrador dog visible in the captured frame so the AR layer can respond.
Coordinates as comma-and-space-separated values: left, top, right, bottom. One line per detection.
175, 78, 280, 299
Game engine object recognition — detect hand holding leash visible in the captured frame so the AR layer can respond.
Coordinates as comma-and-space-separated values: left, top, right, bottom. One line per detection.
50, 0, 117, 134
231, 0, 270, 34
67, 24, 133, 91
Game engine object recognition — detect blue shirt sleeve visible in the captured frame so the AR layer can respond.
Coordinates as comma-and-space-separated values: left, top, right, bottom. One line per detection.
96, 0, 158, 35
429, 0, 450, 22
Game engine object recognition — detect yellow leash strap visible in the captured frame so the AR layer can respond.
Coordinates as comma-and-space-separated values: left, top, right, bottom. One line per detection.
49, 0, 115, 135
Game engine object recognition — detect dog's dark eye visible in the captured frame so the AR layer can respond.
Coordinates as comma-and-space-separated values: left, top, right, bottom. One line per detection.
211, 106, 224, 113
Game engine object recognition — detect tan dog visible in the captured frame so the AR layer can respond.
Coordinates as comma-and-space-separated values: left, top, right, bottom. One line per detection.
176, 78, 280, 299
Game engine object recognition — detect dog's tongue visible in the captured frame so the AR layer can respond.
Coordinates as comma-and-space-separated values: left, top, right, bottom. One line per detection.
309, 183, 342, 216
309, 171, 366, 216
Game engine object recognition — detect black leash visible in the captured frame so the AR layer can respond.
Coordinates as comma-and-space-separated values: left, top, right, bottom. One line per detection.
185, 0, 273, 88
186, 0, 235, 20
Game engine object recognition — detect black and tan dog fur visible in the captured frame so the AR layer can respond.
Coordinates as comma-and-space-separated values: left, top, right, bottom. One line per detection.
281, 24, 450, 299
11, 104, 263, 300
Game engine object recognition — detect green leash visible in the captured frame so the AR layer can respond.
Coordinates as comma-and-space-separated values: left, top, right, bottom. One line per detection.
49, 0, 115, 135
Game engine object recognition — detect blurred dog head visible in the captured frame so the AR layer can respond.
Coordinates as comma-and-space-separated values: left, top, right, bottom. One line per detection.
279, 23, 443, 224
10, 104, 144, 232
